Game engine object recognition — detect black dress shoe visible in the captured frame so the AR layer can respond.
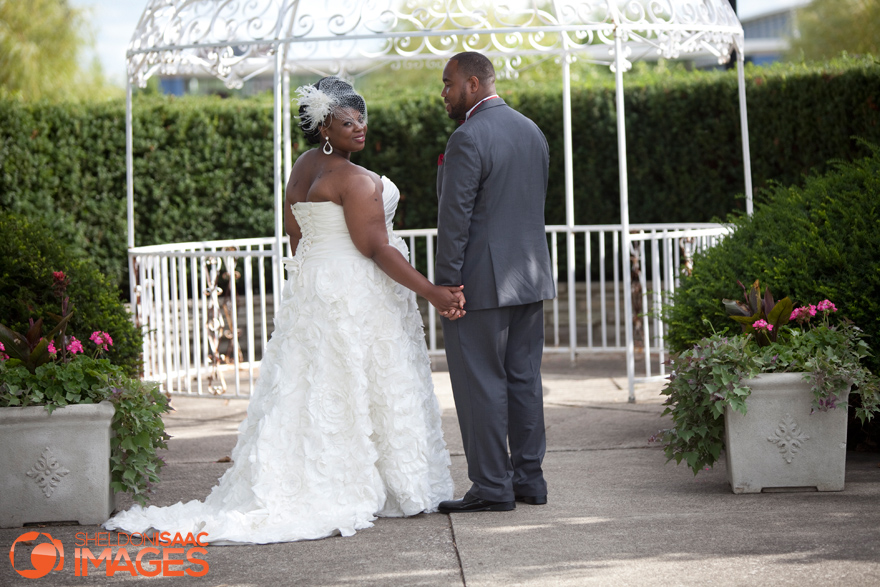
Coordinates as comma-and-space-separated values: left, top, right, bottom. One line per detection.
438, 495, 515, 513
515, 495, 547, 505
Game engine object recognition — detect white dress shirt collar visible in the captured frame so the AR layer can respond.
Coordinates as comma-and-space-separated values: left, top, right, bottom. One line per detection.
465, 94, 500, 121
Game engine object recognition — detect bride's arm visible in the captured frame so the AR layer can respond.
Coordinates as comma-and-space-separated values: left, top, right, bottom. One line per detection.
284, 169, 304, 254
342, 174, 465, 317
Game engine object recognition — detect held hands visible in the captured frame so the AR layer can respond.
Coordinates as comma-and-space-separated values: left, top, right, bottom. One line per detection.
431, 285, 466, 321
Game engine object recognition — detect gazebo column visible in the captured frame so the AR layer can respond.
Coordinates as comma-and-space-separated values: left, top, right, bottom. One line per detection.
272, 46, 285, 304
283, 66, 293, 240
561, 51, 577, 364
736, 50, 754, 215
613, 26, 636, 404
126, 78, 136, 304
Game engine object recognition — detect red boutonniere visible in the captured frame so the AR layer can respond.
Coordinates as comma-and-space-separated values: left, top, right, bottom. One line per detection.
438, 154, 445, 166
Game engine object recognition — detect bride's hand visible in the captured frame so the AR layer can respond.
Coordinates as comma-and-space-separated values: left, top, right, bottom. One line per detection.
432, 285, 466, 320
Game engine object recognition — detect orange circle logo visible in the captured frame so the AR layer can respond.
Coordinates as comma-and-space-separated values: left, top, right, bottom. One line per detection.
9, 532, 65, 579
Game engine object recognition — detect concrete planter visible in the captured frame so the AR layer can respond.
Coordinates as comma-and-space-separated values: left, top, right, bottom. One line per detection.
724, 372, 849, 494
0, 401, 116, 528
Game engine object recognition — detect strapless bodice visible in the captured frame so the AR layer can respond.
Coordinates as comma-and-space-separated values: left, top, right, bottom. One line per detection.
286, 176, 403, 270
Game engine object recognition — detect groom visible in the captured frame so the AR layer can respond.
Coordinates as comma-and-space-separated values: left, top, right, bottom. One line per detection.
435, 52, 556, 513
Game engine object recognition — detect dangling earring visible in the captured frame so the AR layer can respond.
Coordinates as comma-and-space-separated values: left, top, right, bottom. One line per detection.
322, 137, 333, 155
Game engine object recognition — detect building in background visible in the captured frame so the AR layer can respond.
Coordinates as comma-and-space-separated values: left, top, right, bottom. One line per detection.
741, 4, 806, 65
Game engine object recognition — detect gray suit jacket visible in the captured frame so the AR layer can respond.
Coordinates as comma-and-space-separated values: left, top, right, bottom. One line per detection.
436, 98, 556, 310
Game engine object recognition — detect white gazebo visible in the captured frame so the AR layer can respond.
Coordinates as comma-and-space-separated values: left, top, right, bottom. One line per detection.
126, 0, 750, 400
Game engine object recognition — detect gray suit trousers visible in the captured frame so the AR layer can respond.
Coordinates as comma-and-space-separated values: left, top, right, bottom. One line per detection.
441, 302, 548, 502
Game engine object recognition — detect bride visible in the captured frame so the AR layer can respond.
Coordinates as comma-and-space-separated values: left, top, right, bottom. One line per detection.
104, 77, 461, 544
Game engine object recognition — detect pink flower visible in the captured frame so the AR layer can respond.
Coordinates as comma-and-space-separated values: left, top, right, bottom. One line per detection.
753, 319, 773, 332
791, 305, 817, 323
48, 340, 57, 354
52, 270, 69, 298
0, 341, 6, 361
67, 337, 84, 355
817, 299, 837, 313
90, 331, 113, 351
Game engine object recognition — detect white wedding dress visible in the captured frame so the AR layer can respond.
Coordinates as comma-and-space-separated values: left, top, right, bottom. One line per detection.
104, 176, 454, 544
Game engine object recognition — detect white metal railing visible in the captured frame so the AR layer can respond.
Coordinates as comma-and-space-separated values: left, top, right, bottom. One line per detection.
627, 225, 732, 384
130, 223, 729, 397
130, 237, 287, 396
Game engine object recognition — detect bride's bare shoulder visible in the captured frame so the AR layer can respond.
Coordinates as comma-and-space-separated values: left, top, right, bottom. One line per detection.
338, 166, 382, 199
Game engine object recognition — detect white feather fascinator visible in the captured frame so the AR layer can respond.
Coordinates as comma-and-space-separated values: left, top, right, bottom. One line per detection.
295, 76, 367, 138
296, 84, 335, 133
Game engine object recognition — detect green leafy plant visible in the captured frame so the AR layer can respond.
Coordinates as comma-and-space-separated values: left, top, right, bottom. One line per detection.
0, 273, 170, 505
0, 213, 142, 376
660, 282, 880, 475
722, 280, 793, 346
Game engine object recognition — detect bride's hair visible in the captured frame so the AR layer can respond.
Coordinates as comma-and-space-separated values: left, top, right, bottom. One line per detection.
296, 76, 367, 145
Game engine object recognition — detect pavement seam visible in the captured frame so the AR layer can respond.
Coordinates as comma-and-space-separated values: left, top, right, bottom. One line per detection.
446, 515, 467, 587
543, 401, 663, 414
445, 445, 662, 458
547, 445, 663, 452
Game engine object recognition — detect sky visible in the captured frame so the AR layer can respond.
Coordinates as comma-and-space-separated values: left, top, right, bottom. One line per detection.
72, 0, 808, 87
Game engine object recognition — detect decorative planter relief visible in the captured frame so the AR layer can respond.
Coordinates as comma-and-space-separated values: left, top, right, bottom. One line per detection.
0, 401, 116, 528
724, 372, 848, 494
26, 447, 71, 498
767, 413, 812, 464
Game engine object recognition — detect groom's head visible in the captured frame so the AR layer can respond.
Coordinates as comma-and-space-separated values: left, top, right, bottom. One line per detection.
441, 52, 496, 121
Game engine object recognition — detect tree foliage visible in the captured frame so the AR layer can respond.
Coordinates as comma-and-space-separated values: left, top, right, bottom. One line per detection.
788, 0, 880, 61
0, 0, 116, 100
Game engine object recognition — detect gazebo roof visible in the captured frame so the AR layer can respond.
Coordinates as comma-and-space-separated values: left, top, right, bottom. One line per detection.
128, 0, 744, 88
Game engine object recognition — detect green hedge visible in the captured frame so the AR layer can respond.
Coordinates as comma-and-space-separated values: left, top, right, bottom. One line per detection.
0, 212, 142, 376
0, 98, 277, 290
2, 57, 879, 293
665, 142, 880, 374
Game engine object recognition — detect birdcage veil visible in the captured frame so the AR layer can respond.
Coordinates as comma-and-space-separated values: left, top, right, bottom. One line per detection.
296, 76, 367, 144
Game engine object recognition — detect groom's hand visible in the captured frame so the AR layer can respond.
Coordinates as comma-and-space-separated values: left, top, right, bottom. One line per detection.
439, 286, 466, 320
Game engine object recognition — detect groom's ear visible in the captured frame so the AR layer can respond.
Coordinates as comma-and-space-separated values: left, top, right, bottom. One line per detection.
467, 75, 480, 94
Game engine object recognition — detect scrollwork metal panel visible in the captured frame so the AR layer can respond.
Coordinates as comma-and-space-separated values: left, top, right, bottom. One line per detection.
128, 0, 743, 86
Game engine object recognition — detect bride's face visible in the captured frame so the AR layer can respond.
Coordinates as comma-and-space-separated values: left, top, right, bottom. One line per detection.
322, 107, 367, 154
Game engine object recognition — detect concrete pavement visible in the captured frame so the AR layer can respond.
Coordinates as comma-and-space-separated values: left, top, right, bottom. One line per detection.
3, 353, 880, 586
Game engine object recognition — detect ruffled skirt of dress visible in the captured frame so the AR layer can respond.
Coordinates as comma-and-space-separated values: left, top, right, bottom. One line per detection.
103, 241, 454, 544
